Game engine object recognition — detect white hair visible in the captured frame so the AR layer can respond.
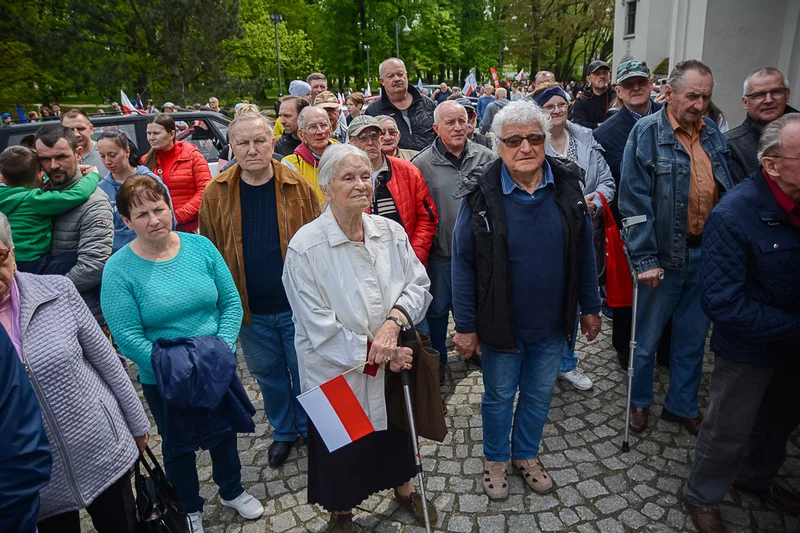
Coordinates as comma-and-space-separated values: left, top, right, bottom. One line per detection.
297, 106, 330, 130
757, 113, 800, 161
490, 100, 552, 157
318, 143, 372, 188
229, 112, 274, 142
0, 212, 12, 249
743, 67, 790, 97
433, 100, 467, 125
378, 57, 407, 78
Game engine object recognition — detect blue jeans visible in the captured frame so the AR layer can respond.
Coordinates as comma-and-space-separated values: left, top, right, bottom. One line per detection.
238, 311, 307, 442
141, 384, 243, 514
423, 256, 452, 368
630, 245, 709, 418
560, 312, 581, 373
481, 332, 567, 461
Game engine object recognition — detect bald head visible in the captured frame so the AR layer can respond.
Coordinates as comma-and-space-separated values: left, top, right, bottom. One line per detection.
496, 88, 508, 99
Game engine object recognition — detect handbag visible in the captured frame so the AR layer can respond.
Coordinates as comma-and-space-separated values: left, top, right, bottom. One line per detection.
384, 307, 448, 442
135, 446, 190, 533
599, 193, 633, 307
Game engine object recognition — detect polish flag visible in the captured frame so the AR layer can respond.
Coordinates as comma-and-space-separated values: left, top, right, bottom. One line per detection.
121, 90, 145, 115
298, 374, 374, 452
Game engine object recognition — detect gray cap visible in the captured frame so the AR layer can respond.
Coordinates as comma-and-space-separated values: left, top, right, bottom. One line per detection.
162, 101, 177, 109
588, 60, 610, 74
348, 115, 381, 137
289, 80, 312, 97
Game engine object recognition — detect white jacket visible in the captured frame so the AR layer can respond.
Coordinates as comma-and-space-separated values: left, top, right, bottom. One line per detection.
282, 208, 432, 431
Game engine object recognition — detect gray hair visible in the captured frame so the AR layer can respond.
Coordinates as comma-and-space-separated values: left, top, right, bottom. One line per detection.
375, 115, 397, 128
757, 113, 800, 161
667, 59, 713, 91
495, 88, 508, 99
229, 112, 274, 142
490, 100, 552, 157
743, 67, 790, 97
434, 100, 467, 125
297, 106, 330, 130
318, 144, 372, 188
0, 212, 13, 249
378, 58, 406, 78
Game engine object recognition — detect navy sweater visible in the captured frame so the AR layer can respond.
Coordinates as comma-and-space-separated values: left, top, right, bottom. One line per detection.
240, 179, 291, 314
452, 181, 600, 342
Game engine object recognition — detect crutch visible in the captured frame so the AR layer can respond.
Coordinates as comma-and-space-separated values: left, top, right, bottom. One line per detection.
621, 273, 639, 453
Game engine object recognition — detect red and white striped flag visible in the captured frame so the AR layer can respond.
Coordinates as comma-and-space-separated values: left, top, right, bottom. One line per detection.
297, 373, 374, 451
121, 90, 146, 115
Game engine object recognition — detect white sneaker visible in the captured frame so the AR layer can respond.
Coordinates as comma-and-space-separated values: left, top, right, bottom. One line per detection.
558, 369, 593, 391
187, 511, 204, 533
220, 491, 264, 520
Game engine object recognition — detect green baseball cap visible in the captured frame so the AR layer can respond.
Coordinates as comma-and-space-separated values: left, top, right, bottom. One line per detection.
617, 61, 651, 83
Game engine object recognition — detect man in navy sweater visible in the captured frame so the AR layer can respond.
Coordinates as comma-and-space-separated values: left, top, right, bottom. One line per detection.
683, 114, 800, 533
451, 100, 601, 501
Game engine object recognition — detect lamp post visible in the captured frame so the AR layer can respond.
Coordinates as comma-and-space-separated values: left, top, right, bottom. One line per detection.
270, 13, 285, 96
395, 15, 411, 58
499, 40, 509, 78
364, 44, 371, 90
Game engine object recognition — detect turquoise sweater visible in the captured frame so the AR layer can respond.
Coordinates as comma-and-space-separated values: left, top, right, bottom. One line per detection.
100, 233, 243, 385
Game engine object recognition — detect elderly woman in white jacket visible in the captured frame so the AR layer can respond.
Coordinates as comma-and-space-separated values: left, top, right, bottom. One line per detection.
532, 82, 615, 393
282, 144, 435, 533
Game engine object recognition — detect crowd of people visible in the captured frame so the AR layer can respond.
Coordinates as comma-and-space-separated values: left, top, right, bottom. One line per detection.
0, 54, 797, 533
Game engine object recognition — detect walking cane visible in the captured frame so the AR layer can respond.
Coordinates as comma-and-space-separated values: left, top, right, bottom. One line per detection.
621, 273, 639, 453
399, 327, 433, 533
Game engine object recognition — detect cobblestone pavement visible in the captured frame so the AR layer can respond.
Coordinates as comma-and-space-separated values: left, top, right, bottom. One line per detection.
83, 320, 800, 532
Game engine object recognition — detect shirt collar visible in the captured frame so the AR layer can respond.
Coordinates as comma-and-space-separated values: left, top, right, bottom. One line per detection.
627, 102, 652, 122
666, 105, 706, 135
501, 159, 554, 196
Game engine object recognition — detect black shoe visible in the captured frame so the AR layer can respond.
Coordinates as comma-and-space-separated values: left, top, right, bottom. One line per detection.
735, 481, 800, 515
617, 351, 629, 370
268, 440, 294, 467
439, 366, 445, 385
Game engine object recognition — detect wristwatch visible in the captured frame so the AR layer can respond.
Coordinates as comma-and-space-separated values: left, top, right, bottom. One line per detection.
386, 316, 404, 328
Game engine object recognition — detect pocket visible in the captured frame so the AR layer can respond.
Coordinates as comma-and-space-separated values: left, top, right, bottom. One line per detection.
757, 236, 799, 254
99, 400, 120, 442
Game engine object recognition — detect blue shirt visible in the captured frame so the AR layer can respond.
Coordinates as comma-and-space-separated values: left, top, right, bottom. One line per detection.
627, 101, 653, 122
500, 159, 555, 200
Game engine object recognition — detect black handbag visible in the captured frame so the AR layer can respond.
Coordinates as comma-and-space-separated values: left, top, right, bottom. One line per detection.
135, 446, 190, 533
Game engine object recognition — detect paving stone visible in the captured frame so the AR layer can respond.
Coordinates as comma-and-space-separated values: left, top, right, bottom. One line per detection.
577, 479, 609, 498
596, 494, 628, 515
477, 514, 505, 532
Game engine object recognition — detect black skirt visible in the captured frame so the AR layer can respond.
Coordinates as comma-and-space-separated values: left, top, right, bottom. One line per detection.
307, 419, 417, 512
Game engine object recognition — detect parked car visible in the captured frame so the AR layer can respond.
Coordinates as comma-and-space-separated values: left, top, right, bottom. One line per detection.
0, 111, 230, 176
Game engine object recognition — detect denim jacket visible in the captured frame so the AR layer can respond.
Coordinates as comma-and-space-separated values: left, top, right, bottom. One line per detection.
618, 107, 734, 274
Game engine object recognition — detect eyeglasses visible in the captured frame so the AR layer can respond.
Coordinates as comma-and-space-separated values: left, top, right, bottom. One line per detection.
304, 123, 330, 132
745, 88, 788, 103
381, 128, 399, 137
355, 131, 381, 142
0, 248, 10, 263
767, 154, 800, 161
542, 102, 568, 113
498, 132, 546, 148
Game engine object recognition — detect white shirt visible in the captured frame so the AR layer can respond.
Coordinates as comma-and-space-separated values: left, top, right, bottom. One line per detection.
282, 208, 432, 431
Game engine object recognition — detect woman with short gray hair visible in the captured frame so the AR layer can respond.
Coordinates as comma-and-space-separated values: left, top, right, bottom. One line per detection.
283, 143, 436, 532
0, 211, 150, 533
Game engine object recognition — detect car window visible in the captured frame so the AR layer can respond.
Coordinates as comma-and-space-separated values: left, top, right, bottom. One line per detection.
4, 131, 35, 148
177, 120, 220, 162
91, 123, 139, 148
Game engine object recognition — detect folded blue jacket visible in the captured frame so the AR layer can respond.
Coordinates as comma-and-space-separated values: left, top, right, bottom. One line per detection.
151, 336, 256, 452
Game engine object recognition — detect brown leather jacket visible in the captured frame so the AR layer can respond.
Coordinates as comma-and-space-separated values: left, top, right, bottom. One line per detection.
199, 161, 320, 323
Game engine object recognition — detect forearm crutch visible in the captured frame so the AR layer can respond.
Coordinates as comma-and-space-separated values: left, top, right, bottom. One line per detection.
621, 274, 640, 453
401, 368, 432, 533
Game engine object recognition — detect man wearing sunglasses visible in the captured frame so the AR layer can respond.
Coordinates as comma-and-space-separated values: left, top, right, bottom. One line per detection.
450, 100, 601, 500
347, 115, 438, 266
727, 67, 796, 184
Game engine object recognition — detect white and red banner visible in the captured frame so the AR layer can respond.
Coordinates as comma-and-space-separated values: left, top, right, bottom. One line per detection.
515, 69, 526, 82
297, 374, 374, 452
120, 91, 145, 115
490, 68, 500, 89
462, 72, 478, 97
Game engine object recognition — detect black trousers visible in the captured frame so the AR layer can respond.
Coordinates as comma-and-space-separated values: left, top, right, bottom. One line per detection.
37, 470, 137, 533
612, 307, 673, 366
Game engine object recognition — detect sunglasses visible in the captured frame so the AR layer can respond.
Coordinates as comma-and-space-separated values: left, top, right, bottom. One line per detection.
355, 131, 381, 142
498, 132, 546, 148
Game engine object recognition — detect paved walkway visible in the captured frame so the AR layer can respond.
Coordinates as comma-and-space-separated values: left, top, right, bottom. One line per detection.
84, 320, 800, 532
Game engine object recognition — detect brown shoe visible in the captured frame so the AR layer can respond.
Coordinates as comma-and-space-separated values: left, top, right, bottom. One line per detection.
661, 407, 702, 436
735, 481, 800, 515
629, 406, 649, 433
482, 460, 509, 500
394, 488, 438, 525
513, 457, 554, 494
685, 501, 728, 533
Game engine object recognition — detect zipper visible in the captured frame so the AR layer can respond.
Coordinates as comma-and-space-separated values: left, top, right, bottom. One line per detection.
100, 401, 120, 441
280, 181, 289, 248
477, 210, 491, 232
422, 199, 435, 222
22, 298, 84, 506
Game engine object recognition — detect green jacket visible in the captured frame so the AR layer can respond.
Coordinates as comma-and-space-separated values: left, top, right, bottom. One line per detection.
0, 172, 101, 262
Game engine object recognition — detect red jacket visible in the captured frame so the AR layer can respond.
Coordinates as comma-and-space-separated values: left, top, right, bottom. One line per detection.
376, 157, 438, 266
142, 142, 212, 232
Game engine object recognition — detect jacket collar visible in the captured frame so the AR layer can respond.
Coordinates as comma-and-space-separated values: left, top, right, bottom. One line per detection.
454, 155, 581, 200
380, 83, 424, 109
655, 105, 716, 146
320, 207, 384, 247
430, 138, 479, 166
215, 160, 303, 187
43, 168, 82, 192
15, 272, 61, 335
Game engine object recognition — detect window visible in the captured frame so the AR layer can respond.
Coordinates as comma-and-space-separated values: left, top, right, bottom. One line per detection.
625, 0, 637, 36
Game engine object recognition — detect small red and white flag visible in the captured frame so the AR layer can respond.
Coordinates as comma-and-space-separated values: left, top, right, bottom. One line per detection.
120, 90, 146, 115
298, 374, 374, 451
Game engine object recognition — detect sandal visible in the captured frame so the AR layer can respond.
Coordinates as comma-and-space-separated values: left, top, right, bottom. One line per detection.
394, 488, 438, 525
482, 460, 509, 500
513, 456, 553, 494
